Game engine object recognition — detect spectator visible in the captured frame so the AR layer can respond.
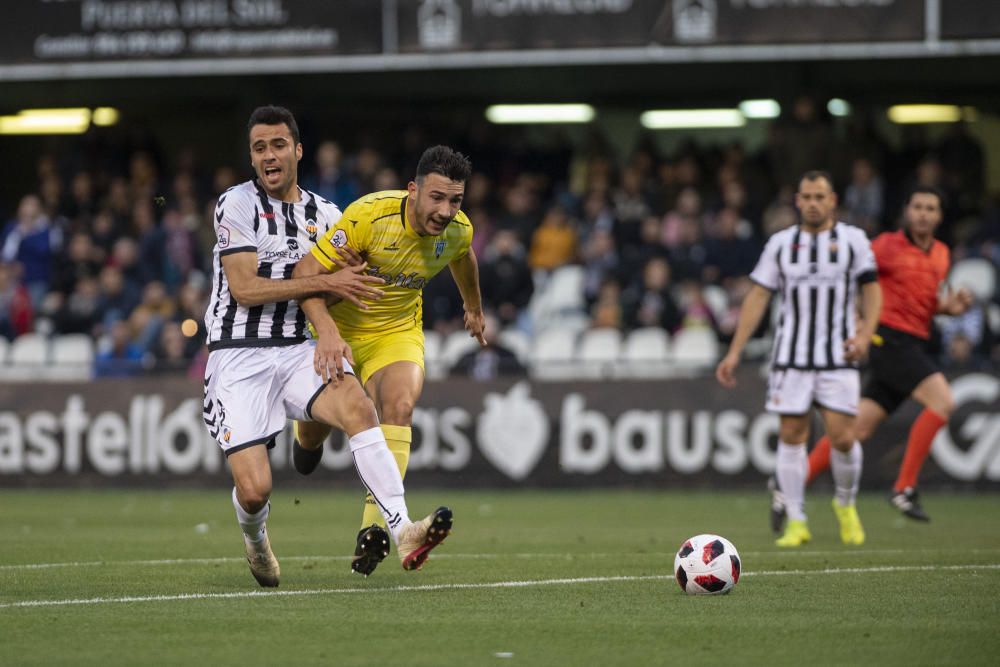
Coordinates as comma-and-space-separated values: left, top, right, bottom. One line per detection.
303, 140, 359, 208
162, 209, 201, 290
613, 166, 653, 251
479, 230, 534, 328
581, 228, 619, 306
50, 276, 102, 335
450, 312, 524, 380
94, 320, 144, 377
843, 157, 884, 233
0, 262, 33, 340
129, 281, 176, 353
704, 207, 760, 283
677, 280, 718, 333
96, 265, 141, 331
66, 171, 99, 223
619, 215, 668, 287
528, 205, 578, 275
150, 320, 194, 374
132, 200, 167, 285
1, 195, 63, 307
50, 232, 104, 296
939, 303, 986, 368
622, 257, 682, 333
590, 279, 624, 330
495, 177, 541, 245
661, 186, 703, 249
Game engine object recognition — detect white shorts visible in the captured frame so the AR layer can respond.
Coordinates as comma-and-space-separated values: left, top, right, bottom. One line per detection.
203, 341, 354, 456
765, 368, 860, 416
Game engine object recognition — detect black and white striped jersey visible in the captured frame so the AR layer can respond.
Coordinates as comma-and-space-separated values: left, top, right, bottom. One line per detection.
750, 222, 877, 370
205, 179, 340, 351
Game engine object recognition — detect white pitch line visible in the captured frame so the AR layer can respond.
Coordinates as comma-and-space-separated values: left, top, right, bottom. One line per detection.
3, 548, 1000, 572
1, 564, 998, 610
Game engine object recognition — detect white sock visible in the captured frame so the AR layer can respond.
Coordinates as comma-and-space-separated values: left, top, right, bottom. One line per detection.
776, 441, 808, 522
831, 441, 863, 507
232, 486, 268, 544
349, 426, 410, 542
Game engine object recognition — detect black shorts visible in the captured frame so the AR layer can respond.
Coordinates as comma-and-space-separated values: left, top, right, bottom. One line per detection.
862, 325, 940, 414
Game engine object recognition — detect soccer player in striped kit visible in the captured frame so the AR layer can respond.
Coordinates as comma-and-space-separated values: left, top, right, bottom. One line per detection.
716, 171, 882, 547
204, 106, 453, 586
788, 186, 972, 523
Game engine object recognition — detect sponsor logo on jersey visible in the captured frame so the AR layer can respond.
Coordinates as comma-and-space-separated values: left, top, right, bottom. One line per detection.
366, 266, 427, 290
435, 239, 447, 258
261, 250, 301, 261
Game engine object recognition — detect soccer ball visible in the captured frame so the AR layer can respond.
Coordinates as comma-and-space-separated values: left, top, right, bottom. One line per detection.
673, 534, 741, 595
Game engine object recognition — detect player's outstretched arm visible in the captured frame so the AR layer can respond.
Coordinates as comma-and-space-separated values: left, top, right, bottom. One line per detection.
292, 253, 385, 310
222, 251, 378, 307
449, 248, 487, 347
845, 281, 882, 363
716, 283, 772, 388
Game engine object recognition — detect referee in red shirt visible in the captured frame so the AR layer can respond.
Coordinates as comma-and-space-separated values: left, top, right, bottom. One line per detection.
789, 186, 973, 522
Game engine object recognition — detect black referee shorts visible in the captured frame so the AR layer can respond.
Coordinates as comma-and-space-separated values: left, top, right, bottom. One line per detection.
862, 325, 941, 414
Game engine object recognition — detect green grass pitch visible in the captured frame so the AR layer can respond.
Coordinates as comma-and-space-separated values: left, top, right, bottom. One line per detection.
2, 489, 999, 666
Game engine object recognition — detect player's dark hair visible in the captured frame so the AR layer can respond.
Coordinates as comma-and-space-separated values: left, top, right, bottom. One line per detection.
799, 170, 835, 191
905, 185, 945, 209
416, 145, 472, 183
247, 106, 300, 145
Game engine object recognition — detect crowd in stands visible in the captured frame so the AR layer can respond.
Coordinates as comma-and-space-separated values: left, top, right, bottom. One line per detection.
2, 96, 998, 378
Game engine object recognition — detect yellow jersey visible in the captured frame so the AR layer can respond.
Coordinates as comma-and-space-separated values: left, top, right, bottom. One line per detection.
311, 190, 473, 337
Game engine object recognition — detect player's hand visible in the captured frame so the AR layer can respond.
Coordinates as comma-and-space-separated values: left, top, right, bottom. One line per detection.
319, 263, 384, 309
843, 335, 870, 363
314, 331, 355, 386
715, 353, 739, 388
330, 246, 366, 269
464, 307, 487, 347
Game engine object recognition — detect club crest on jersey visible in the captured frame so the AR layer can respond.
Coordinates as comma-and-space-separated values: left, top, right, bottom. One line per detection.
434, 239, 447, 258
332, 229, 348, 248
306, 221, 318, 242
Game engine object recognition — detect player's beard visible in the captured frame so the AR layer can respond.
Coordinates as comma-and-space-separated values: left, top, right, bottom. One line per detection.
261, 165, 295, 199
801, 211, 828, 229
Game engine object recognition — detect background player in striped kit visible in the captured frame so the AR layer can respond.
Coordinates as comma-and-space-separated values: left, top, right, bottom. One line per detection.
716, 171, 882, 547
782, 186, 973, 524
204, 106, 453, 586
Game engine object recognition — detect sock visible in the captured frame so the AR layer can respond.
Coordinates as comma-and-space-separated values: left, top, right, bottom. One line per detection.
831, 441, 863, 507
776, 441, 808, 522
350, 426, 410, 542
232, 486, 268, 544
895, 409, 947, 492
361, 424, 411, 529
807, 435, 832, 484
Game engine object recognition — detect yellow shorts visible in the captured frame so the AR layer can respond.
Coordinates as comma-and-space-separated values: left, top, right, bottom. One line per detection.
346, 327, 425, 386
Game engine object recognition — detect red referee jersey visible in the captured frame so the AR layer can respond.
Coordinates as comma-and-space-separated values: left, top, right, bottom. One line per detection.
872, 229, 950, 339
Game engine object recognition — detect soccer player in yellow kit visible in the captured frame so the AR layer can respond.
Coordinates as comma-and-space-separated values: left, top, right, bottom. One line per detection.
292, 145, 486, 575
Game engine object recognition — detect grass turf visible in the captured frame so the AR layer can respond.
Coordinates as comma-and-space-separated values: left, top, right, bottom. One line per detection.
1, 489, 998, 666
